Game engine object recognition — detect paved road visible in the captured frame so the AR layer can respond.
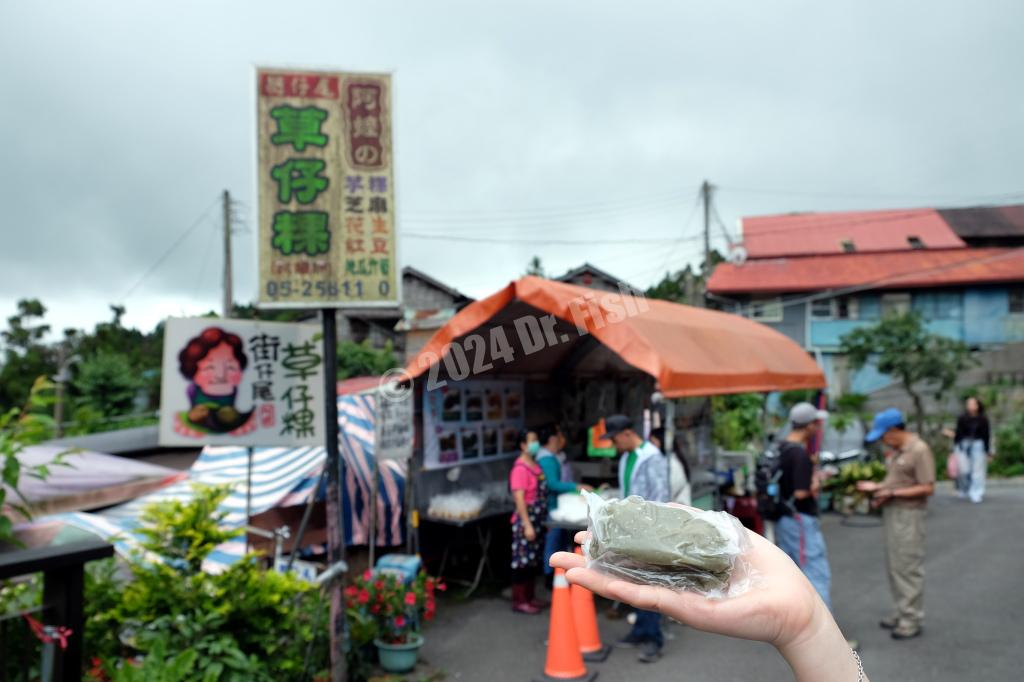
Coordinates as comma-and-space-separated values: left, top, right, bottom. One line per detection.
420, 482, 1024, 681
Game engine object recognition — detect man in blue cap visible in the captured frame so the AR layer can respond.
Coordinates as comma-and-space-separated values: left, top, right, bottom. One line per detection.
857, 408, 936, 641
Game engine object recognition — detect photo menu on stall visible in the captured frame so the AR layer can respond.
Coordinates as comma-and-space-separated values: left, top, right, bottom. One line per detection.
423, 379, 525, 469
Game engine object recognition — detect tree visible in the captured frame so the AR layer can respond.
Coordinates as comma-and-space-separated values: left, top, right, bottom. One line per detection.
840, 312, 976, 432
525, 256, 545, 277
337, 340, 398, 379
0, 299, 56, 413
646, 250, 724, 307
73, 352, 142, 417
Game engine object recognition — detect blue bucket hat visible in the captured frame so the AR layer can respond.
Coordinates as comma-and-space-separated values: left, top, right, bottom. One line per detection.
865, 408, 905, 443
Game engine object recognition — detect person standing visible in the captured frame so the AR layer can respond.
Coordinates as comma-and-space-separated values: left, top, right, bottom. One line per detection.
509, 429, 547, 614
942, 396, 990, 504
857, 408, 936, 640
774, 403, 833, 611
605, 414, 669, 663
536, 424, 592, 584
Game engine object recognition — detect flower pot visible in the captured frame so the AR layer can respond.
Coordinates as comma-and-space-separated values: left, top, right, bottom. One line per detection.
374, 633, 423, 673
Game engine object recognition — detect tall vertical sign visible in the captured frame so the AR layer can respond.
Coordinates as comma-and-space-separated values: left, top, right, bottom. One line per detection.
257, 69, 398, 308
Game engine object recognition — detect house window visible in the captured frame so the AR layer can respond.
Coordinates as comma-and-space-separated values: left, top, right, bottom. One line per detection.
914, 291, 963, 320
810, 299, 834, 319
1010, 287, 1024, 314
907, 236, 925, 249
840, 239, 856, 253
835, 296, 859, 320
748, 297, 783, 322
881, 292, 912, 317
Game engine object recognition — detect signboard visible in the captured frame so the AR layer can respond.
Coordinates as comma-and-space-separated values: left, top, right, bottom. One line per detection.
375, 388, 413, 460
422, 379, 525, 469
256, 68, 398, 308
159, 318, 325, 447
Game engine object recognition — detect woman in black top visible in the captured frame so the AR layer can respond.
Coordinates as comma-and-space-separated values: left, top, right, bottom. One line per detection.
943, 396, 990, 503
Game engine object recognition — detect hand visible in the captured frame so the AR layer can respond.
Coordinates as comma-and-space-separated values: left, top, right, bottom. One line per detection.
578, 484, 595, 493
870, 488, 893, 508
524, 524, 536, 542
855, 480, 880, 493
552, 528, 820, 649
941, 427, 955, 439
551, 524, 863, 681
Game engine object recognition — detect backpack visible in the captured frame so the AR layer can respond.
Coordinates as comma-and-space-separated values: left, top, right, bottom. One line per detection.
754, 443, 794, 521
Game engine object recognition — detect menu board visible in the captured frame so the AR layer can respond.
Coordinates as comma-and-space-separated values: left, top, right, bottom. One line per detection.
423, 379, 525, 470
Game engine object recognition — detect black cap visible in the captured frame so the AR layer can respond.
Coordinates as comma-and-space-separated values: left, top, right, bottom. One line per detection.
604, 414, 634, 439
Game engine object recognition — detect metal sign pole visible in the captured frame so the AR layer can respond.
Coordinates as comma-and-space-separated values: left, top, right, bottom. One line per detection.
245, 446, 254, 553
321, 308, 347, 682
368, 454, 379, 569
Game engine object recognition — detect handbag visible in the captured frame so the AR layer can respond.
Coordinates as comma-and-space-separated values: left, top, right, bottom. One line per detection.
946, 448, 960, 479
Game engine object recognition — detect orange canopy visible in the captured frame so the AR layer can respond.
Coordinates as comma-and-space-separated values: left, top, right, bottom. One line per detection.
404, 276, 825, 397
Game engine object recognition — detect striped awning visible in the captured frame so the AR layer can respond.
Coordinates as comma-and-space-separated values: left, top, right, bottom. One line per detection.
60, 393, 406, 572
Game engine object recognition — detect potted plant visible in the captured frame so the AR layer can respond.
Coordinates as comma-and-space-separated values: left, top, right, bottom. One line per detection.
345, 569, 443, 674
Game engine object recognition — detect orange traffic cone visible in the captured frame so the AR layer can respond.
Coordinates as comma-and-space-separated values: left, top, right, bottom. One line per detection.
571, 548, 611, 662
535, 567, 597, 681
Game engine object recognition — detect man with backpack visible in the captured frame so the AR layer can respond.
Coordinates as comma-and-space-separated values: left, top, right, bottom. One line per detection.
772, 402, 833, 611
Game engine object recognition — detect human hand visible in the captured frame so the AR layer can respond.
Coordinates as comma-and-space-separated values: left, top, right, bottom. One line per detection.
855, 480, 880, 493
551, 528, 820, 649
524, 524, 536, 542
578, 484, 595, 493
551, 523, 864, 681
941, 427, 955, 439
870, 488, 892, 508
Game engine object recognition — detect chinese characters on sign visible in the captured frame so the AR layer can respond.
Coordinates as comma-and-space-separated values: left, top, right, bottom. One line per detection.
257, 69, 398, 307
158, 318, 326, 447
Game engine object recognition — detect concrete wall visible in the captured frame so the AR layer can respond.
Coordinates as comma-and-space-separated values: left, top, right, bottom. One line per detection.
402, 273, 459, 310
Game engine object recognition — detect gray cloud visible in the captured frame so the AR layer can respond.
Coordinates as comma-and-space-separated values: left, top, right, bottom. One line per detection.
1, 0, 1021, 333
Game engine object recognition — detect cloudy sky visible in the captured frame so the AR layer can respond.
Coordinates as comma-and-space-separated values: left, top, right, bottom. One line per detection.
2, 1, 1022, 336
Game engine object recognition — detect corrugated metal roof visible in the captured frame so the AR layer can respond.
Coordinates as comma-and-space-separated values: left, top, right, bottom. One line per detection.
741, 208, 965, 258
938, 205, 1024, 239
708, 247, 1024, 294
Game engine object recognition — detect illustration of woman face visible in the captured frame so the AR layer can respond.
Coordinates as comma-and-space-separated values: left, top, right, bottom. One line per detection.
193, 342, 244, 396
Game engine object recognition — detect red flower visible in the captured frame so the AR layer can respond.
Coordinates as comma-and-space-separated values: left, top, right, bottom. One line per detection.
344, 586, 358, 598
363, 569, 373, 581
436, 580, 447, 592
404, 591, 417, 606
426, 597, 435, 611
425, 607, 435, 621
357, 589, 370, 604
371, 604, 381, 614
374, 580, 385, 591
395, 615, 406, 628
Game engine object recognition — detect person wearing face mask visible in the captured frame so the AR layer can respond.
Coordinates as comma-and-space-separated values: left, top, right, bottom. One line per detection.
509, 429, 547, 614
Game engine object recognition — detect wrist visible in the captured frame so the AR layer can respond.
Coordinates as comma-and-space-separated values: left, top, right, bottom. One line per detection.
777, 599, 861, 682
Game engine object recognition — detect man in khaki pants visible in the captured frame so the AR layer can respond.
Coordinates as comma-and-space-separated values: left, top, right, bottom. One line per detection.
858, 408, 935, 640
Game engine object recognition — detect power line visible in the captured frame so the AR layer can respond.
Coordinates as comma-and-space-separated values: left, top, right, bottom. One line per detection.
120, 195, 222, 302
719, 185, 1024, 203
400, 231, 682, 245
403, 187, 696, 219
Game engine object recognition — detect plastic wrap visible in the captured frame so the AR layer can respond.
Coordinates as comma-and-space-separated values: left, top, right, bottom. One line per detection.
582, 491, 752, 597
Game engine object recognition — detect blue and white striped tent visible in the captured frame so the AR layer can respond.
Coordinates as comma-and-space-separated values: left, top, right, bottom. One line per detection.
61, 393, 406, 572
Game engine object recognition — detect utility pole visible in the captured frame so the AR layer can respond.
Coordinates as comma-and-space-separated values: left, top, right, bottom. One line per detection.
701, 179, 712, 276
222, 189, 233, 318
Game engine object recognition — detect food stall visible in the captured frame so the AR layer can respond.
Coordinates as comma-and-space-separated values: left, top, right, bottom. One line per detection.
397, 276, 825, 586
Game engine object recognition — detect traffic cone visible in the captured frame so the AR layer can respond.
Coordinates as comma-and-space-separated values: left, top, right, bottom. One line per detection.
534, 567, 597, 681
571, 548, 611, 662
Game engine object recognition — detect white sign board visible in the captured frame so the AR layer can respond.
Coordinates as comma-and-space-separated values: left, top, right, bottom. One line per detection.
159, 318, 325, 447
375, 387, 413, 460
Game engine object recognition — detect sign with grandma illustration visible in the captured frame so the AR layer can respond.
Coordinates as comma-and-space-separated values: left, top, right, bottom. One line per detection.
158, 318, 325, 447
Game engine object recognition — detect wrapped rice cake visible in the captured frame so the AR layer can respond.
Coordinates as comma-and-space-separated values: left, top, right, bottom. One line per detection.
583, 491, 746, 593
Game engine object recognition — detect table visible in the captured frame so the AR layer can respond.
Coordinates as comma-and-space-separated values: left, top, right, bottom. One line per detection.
544, 518, 587, 533
422, 505, 512, 597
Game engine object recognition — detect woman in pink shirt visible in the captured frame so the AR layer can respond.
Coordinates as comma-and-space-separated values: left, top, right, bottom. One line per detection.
509, 429, 547, 614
